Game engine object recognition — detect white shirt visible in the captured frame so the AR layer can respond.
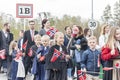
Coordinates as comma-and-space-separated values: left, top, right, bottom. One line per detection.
3, 30, 8, 38
99, 34, 108, 48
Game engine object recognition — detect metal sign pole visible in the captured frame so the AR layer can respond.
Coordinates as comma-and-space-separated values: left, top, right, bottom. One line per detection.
88, 0, 98, 35
91, 0, 94, 35
24, 18, 26, 31
91, 0, 93, 20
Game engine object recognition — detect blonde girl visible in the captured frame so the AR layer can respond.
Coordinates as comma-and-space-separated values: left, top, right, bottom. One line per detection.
10, 40, 25, 80
99, 24, 110, 48
101, 27, 120, 80
45, 32, 70, 80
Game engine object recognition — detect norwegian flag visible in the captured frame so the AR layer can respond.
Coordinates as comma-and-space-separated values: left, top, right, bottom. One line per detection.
50, 49, 61, 62
0, 49, 6, 59
22, 40, 28, 50
28, 48, 33, 57
39, 56, 45, 61
15, 50, 23, 60
46, 27, 58, 38
77, 70, 86, 80
60, 51, 66, 59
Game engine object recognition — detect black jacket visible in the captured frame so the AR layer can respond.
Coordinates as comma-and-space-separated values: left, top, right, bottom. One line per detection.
22, 30, 38, 55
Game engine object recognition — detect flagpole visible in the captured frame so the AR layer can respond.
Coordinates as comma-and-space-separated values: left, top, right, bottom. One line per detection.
81, 71, 104, 74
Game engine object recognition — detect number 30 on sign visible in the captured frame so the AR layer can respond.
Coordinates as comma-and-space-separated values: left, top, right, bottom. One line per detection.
88, 19, 98, 30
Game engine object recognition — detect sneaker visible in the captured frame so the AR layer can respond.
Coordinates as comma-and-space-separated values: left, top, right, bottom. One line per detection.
3, 68, 7, 73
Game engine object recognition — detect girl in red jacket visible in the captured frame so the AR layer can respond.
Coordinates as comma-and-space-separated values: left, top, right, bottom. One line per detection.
101, 27, 120, 80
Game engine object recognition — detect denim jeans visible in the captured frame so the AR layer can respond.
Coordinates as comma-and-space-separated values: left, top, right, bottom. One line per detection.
67, 68, 72, 77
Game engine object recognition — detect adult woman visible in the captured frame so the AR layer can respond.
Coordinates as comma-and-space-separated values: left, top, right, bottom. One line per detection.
39, 19, 57, 39
39, 19, 51, 36
84, 28, 91, 40
69, 25, 88, 79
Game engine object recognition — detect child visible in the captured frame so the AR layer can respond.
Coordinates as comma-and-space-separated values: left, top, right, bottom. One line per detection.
45, 32, 70, 80
101, 27, 120, 80
10, 41, 25, 80
37, 35, 50, 80
30, 34, 41, 80
49, 39, 55, 48
99, 24, 110, 48
81, 36, 101, 80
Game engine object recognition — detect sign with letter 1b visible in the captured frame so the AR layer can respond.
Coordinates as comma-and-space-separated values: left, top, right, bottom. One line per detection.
88, 19, 98, 30
16, 3, 33, 18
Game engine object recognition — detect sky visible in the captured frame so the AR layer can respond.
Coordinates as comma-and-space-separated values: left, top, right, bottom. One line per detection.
0, 0, 118, 20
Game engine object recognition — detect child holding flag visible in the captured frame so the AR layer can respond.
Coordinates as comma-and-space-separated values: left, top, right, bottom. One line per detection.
30, 34, 41, 80
81, 36, 102, 80
9, 41, 25, 80
45, 32, 70, 80
39, 35, 50, 80
34, 35, 50, 80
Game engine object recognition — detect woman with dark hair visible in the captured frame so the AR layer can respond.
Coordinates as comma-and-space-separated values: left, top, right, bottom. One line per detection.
68, 25, 88, 80
39, 19, 50, 36
39, 19, 58, 39
63, 26, 73, 79
64, 26, 72, 47
84, 28, 91, 40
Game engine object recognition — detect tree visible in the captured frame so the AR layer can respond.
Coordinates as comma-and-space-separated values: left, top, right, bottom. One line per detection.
101, 4, 112, 23
113, 1, 120, 26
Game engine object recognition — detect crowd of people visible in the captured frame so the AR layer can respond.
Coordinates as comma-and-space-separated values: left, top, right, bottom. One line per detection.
0, 19, 120, 80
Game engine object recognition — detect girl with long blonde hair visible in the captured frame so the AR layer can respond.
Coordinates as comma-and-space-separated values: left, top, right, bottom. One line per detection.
99, 24, 110, 48
10, 40, 25, 80
101, 27, 120, 80
45, 32, 70, 80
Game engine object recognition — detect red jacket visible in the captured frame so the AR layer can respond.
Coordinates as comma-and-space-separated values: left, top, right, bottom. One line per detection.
101, 46, 119, 61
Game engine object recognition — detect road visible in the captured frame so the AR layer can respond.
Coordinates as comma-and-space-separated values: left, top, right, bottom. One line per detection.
0, 73, 34, 80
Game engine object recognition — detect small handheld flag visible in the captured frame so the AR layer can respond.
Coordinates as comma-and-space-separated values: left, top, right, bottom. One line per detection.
15, 50, 23, 60
46, 27, 58, 38
0, 49, 6, 59
50, 49, 61, 62
77, 70, 86, 80
22, 40, 28, 50
39, 56, 45, 61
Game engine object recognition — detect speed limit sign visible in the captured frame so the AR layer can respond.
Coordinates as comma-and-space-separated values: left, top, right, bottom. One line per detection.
88, 19, 98, 30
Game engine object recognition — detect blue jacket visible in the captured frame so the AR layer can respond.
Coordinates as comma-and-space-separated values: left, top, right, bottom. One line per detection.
81, 48, 101, 76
